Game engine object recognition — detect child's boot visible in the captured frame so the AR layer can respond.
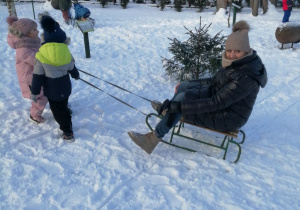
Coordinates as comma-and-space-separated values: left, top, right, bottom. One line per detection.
61, 132, 75, 143
29, 115, 46, 124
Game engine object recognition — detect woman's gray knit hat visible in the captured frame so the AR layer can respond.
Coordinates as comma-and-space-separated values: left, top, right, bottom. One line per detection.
225, 20, 251, 53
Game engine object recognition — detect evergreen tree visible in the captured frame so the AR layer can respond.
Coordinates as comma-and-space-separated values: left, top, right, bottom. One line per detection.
162, 19, 226, 81
97, 0, 109, 8
194, 0, 206, 11
174, 0, 183, 12
121, 0, 129, 8
159, 0, 166, 11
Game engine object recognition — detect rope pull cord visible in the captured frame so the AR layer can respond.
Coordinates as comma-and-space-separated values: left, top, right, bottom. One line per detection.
78, 69, 152, 103
79, 78, 148, 116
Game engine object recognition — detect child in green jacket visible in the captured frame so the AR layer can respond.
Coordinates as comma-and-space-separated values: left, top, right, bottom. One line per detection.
31, 15, 80, 142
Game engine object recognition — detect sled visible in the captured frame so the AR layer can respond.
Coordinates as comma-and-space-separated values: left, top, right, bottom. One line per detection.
145, 113, 246, 163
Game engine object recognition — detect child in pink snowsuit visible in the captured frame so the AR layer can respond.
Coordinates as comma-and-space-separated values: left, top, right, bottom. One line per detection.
6, 16, 48, 124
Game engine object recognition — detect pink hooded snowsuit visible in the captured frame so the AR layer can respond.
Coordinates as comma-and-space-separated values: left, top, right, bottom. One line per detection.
7, 28, 48, 121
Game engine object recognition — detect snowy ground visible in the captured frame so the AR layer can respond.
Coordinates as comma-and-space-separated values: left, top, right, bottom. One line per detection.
0, 1, 300, 209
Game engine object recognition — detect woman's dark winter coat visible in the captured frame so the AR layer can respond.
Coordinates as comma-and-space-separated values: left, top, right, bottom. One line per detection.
51, 0, 72, 11
181, 50, 268, 132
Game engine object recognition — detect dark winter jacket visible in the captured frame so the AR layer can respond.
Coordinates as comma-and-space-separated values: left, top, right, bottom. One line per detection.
51, 0, 72, 11
31, 43, 79, 101
74, 3, 91, 20
181, 50, 268, 132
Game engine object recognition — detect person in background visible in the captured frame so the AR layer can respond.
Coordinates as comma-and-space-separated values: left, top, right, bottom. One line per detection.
282, 0, 293, 23
128, 20, 268, 155
6, 16, 48, 124
73, 2, 91, 20
51, 0, 72, 24
31, 15, 80, 142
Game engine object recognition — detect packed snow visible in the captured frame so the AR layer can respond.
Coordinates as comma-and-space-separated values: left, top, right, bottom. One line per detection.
0, 1, 300, 209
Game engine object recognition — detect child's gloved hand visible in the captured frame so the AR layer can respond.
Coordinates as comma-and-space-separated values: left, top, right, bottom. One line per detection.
75, 76, 80, 80
31, 94, 37, 103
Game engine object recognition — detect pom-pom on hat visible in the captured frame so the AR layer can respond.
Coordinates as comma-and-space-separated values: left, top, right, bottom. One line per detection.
225, 20, 251, 53
6, 16, 37, 38
40, 15, 66, 44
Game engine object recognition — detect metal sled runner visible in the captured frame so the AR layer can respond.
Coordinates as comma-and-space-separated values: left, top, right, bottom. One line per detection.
146, 113, 246, 163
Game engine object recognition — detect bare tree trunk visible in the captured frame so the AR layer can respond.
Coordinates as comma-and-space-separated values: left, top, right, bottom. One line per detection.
227, 1, 232, 28
251, 0, 258, 16
6, 0, 17, 16
216, 0, 227, 12
262, 0, 268, 14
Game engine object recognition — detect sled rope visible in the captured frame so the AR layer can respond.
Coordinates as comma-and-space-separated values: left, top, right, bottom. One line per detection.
79, 78, 148, 116
78, 69, 152, 102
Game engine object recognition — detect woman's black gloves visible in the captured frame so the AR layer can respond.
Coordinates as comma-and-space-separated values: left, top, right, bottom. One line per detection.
158, 99, 181, 115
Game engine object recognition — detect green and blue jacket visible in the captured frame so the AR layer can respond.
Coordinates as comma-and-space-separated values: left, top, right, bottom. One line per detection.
31, 43, 79, 101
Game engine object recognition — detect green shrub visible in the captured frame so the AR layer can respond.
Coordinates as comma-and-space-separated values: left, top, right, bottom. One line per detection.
174, 0, 183, 12
121, 0, 129, 8
162, 19, 226, 81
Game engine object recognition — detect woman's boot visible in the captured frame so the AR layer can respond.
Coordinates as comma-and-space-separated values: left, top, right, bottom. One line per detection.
128, 131, 161, 154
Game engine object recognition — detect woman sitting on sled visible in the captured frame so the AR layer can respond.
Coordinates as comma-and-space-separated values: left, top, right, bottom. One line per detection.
128, 20, 268, 154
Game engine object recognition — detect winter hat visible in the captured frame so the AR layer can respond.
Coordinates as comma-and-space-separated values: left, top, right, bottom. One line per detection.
225, 20, 251, 53
6, 16, 37, 38
40, 15, 66, 44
